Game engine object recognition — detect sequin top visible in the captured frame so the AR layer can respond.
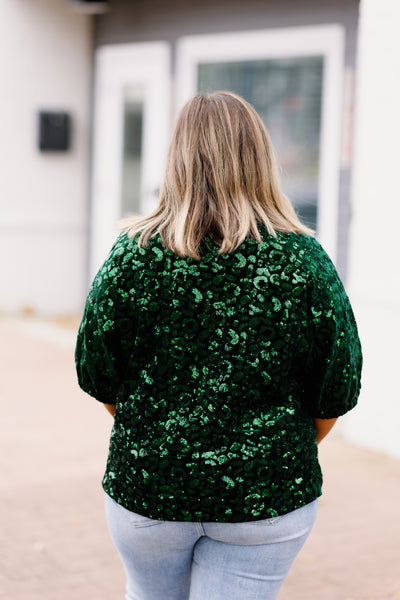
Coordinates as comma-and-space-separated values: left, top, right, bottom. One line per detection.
75, 230, 362, 522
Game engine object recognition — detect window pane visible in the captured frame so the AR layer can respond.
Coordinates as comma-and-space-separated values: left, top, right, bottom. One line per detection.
197, 57, 324, 231
121, 98, 143, 216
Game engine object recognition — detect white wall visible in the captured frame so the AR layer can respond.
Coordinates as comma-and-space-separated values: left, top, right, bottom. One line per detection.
0, 0, 92, 315
343, 0, 400, 458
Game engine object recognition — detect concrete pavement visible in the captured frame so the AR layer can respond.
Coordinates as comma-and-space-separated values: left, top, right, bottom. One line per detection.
1, 316, 399, 599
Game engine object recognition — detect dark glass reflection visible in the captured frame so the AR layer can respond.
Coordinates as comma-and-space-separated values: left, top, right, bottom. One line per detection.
198, 57, 324, 231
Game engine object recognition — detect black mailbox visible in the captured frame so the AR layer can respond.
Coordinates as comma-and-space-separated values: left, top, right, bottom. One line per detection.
38, 111, 71, 151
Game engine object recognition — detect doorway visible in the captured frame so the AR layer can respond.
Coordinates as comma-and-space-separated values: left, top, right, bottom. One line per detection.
90, 42, 171, 277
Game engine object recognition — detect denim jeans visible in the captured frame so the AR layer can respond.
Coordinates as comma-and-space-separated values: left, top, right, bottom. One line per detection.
105, 493, 317, 600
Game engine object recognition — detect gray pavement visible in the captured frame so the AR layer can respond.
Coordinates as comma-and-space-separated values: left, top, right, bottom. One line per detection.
1, 316, 399, 599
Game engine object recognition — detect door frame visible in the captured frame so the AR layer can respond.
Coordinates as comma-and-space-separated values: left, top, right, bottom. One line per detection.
176, 25, 345, 264
90, 42, 171, 278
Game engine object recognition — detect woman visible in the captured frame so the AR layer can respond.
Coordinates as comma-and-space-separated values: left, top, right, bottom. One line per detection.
76, 91, 362, 600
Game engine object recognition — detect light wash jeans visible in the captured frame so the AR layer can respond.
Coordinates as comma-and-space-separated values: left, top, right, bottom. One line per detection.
105, 493, 317, 600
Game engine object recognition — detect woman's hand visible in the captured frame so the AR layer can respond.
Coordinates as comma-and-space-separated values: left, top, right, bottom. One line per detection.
313, 417, 338, 444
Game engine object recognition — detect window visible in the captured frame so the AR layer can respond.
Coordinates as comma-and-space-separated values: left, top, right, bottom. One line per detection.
198, 56, 324, 230
177, 26, 345, 262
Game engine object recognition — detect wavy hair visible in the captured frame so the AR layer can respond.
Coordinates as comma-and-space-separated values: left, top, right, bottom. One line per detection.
122, 91, 313, 259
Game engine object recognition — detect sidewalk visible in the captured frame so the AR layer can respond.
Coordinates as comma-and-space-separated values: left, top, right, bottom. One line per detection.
0, 316, 399, 600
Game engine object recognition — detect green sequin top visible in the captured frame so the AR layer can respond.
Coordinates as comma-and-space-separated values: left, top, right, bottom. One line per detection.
75, 230, 362, 522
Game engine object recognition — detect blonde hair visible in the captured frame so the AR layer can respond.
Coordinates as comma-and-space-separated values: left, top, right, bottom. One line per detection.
122, 91, 313, 259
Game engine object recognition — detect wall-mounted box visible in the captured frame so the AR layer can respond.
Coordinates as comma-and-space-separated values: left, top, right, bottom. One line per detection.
38, 111, 71, 151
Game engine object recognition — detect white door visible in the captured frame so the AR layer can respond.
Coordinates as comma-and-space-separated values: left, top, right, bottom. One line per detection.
176, 26, 345, 264
90, 42, 171, 278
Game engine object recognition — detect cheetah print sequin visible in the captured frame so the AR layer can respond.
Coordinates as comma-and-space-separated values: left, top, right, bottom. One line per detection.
76, 230, 362, 522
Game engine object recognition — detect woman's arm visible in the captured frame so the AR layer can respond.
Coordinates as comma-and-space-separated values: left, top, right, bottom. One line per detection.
75, 234, 139, 407
104, 403, 116, 417
313, 417, 338, 444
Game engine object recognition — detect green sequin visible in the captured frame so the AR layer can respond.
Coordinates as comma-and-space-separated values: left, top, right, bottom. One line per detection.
75, 230, 362, 522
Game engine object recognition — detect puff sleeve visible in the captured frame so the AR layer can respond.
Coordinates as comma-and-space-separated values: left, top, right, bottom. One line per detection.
75, 236, 138, 404
303, 242, 362, 418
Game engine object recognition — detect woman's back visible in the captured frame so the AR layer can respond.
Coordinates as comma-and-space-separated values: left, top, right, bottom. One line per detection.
76, 227, 361, 522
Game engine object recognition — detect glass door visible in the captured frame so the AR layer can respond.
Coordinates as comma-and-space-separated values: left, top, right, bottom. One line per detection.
177, 26, 345, 263
197, 57, 323, 231
90, 42, 171, 278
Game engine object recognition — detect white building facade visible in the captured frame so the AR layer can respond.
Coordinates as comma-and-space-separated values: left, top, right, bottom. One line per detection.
0, 0, 92, 314
342, 0, 400, 458
1, 0, 399, 458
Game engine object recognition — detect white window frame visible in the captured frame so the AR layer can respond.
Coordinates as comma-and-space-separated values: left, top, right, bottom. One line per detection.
176, 25, 345, 263
90, 42, 171, 278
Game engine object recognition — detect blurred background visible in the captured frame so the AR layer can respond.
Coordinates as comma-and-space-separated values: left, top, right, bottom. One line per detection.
0, 0, 399, 598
